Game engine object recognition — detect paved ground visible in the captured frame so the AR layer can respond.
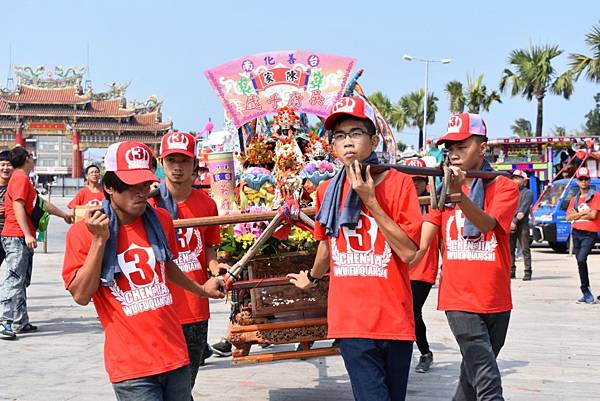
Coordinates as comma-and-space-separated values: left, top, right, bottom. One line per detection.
1, 196, 600, 401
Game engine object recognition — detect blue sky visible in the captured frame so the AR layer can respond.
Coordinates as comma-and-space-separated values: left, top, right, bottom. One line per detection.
2, 0, 599, 148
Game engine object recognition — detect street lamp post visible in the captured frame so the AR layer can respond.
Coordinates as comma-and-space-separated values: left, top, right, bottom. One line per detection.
403, 54, 451, 150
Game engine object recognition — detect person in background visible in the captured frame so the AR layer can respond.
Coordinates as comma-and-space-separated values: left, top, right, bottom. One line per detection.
407, 158, 440, 374
68, 164, 104, 212
1, 147, 73, 340
566, 167, 600, 304
149, 131, 228, 391
509, 169, 534, 280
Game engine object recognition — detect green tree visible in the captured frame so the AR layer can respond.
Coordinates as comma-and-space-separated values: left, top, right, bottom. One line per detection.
445, 74, 502, 114
584, 92, 600, 135
445, 81, 465, 114
570, 22, 600, 83
510, 118, 533, 137
499, 44, 574, 137
399, 88, 438, 150
396, 139, 407, 152
550, 126, 567, 136
368, 91, 405, 131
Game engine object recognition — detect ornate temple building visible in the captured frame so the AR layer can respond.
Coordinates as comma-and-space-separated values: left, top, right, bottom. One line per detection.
0, 65, 172, 177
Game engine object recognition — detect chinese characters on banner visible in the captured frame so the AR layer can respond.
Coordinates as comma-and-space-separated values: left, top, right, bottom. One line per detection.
204, 50, 356, 128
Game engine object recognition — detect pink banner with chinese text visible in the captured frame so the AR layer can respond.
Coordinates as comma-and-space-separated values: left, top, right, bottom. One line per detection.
204, 50, 356, 128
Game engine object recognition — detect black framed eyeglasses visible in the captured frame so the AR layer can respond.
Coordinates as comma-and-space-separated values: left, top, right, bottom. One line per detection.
331, 128, 370, 143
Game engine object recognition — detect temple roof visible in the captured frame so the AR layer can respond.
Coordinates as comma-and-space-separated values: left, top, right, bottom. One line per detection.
0, 98, 136, 118
73, 112, 171, 132
0, 70, 171, 133
3, 85, 91, 105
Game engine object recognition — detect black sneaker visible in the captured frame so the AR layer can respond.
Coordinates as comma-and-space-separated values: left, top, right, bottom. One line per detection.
415, 352, 433, 373
510, 269, 516, 279
522, 273, 532, 281
211, 339, 232, 357
15, 323, 37, 333
0, 323, 17, 340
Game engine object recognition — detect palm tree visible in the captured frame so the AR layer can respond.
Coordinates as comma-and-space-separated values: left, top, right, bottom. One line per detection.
500, 44, 574, 137
510, 118, 532, 137
446, 74, 502, 114
570, 22, 600, 83
445, 81, 465, 114
399, 89, 438, 150
368, 91, 405, 131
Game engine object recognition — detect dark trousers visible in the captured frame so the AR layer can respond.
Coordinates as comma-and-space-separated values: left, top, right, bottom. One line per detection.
446, 311, 511, 401
572, 228, 597, 291
411, 280, 433, 355
112, 365, 191, 401
510, 222, 531, 273
339, 338, 413, 401
181, 320, 208, 399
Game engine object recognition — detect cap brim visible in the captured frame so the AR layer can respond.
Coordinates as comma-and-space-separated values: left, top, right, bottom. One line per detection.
436, 132, 474, 145
115, 169, 158, 185
160, 149, 196, 159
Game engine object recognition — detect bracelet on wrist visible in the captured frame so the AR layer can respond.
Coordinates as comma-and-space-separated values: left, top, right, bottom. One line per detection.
306, 270, 321, 284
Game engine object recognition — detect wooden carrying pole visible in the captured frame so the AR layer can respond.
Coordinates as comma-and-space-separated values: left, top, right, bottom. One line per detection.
367, 164, 511, 180
172, 194, 461, 229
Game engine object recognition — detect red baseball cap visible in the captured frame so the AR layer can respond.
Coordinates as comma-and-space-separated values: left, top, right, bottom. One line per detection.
576, 167, 591, 179
160, 131, 196, 159
104, 141, 158, 185
437, 113, 487, 145
404, 158, 427, 178
324, 96, 377, 131
511, 169, 528, 180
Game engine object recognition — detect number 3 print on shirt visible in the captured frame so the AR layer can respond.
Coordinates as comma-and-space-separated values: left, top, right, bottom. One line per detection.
117, 243, 158, 288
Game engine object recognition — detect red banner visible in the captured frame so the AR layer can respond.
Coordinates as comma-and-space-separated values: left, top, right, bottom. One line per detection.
28, 122, 66, 130
253, 67, 309, 91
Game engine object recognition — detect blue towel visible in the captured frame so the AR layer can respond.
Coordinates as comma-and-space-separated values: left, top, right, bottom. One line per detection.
463, 159, 494, 238
574, 190, 594, 210
316, 152, 379, 238
100, 199, 174, 286
154, 180, 178, 220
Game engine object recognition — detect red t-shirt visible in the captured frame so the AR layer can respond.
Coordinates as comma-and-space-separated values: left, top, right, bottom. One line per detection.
314, 169, 422, 341
149, 189, 221, 324
68, 186, 105, 209
568, 191, 600, 233
425, 176, 519, 314
62, 207, 189, 383
409, 209, 440, 284
2, 169, 36, 237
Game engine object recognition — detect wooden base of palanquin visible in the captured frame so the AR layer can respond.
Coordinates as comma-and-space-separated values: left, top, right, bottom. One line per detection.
227, 317, 339, 364
224, 249, 335, 364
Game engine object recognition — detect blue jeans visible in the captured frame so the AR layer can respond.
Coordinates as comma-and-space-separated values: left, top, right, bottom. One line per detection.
0, 236, 34, 330
572, 228, 597, 291
112, 365, 191, 401
339, 338, 413, 401
446, 311, 511, 401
